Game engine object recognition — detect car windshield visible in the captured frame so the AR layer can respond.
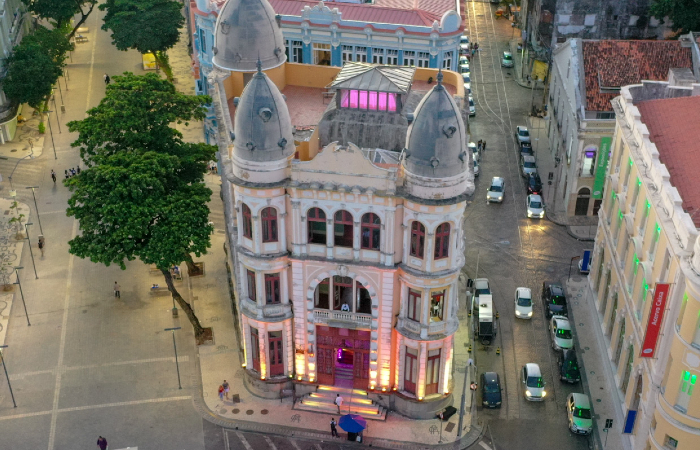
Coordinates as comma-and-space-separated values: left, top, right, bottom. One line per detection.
529, 200, 542, 209
461, 37, 469, 44
551, 295, 566, 305
573, 407, 592, 419
564, 359, 579, 371
485, 383, 500, 394
490, 185, 503, 193
519, 129, 529, 137
517, 296, 531, 307
524, 161, 536, 168
476, 287, 490, 296
503, 54, 512, 61
469, 99, 475, 107
556, 328, 572, 339
462, 75, 470, 82
526, 376, 544, 388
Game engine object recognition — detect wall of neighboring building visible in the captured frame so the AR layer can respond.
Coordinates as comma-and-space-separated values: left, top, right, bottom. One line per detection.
0, 0, 30, 143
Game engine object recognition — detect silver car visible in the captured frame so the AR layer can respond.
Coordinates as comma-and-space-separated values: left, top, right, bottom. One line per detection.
515, 125, 531, 143
502, 51, 514, 68
487, 177, 505, 203
521, 155, 537, 178
460, 35, 470, 54
469, 96, 475, 116
526, 194, 544, 219
469, 142, 479, 162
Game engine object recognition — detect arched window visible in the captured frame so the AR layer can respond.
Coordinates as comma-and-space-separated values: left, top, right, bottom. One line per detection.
261, 207, 278, 243
241, 204, 252, 239
434, 223, 450, 259
361, 213, 381, 250
410, 222, 425, 259
334, 210, 354, 247
356, 281, 372, 314
307, 208, 326, 244
314, 278, 330, 309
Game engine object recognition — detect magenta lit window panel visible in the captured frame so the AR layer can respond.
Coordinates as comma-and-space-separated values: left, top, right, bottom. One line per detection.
340, 90, 349, 107
378, 92, 387, 111
388, 93, 397, 112
349, 90, 359, 108
369, 91, 378, 110
359, 90, 368, 109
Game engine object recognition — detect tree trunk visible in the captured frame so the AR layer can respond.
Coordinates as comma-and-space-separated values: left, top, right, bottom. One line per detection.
67, 3, 97, 40
184, 254, 197, 273
161, 268, 204, 338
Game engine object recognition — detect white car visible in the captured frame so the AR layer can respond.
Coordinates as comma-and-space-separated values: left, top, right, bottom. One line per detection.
515, 287, 533, 319
473, 159, 480, 177
468, 96, 475, 116
527, 194, 544, 218
487, 177, 505, 203
522, 363, 546, 401
468, 142, 480, 162
460, 62, 470, 74
501, 51, 514, 68
550, 315, 574, 351
515, 125, 531, 144
462, 74, 471, 94
460, 35, 470, 54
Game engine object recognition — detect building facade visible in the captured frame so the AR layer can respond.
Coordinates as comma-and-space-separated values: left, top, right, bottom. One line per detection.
589, 78, 700, 450
0, 0, 29, 143
546, 38, 696, 217
208, 0, 473, 419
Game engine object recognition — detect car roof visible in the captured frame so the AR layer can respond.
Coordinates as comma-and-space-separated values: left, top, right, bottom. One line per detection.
503, 51, 512, 56
491, 177, 504, 185
468, 142, 477, 149
562, 348, 577, 360
529, 194, 543, 202
523, 155, 536, 162
570, 393, 591, 408
553, 316, 571, 328
528, 173, 541, 181
518, 125, 528, 130
550, 284, 565, 295
516, 287, 531, 297
525, 363, 541, 375
483, 372, 499, 384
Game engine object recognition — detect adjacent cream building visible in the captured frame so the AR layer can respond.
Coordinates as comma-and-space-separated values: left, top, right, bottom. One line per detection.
590, 74, 700, 450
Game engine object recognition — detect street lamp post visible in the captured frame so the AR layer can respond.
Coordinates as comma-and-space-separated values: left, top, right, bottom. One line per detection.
51, 96, 61, 133
25, 186, 43, 235
0, 345, 17, 407
24, 222, 38, 279
46, 110, 57, 159
13, 267, 29, 326
165, 327, 182, 389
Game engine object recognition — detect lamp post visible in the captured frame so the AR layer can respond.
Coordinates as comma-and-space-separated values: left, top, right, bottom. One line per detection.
13, 267, 29, 326
25, 186, 43, 235
46, 110, 57, 160
24, 222, 38, 279
0, 345, 17, 407
165, 327, 182, 389
51, 96, 61, 133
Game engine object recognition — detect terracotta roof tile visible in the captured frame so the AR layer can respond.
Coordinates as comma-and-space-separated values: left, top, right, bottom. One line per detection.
636, 96, 700, 227
582, 41, 693, 112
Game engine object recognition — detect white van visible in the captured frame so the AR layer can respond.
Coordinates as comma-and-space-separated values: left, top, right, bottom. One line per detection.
522, 363, 546, 401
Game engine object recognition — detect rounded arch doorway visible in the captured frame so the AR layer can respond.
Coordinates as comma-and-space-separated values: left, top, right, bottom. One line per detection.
575, 187, 591, 216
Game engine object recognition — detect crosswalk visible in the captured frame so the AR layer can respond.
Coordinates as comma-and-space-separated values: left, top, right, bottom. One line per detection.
223, 430, 367, 450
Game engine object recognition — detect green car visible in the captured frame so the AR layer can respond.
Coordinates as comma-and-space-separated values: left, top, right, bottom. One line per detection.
566, 393, 593, 435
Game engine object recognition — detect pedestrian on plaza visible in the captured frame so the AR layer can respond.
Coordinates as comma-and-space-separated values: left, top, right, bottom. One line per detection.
330, 418, 339, 437
71, 168, 76, 177
482, 140, 487, 152
76, 166, 81, 175
104, 73, 110, 85
334, 394, 344, 413
223, 380, 230, 400
64, 170, 69, 180
96, 436, 108, 450
51, 170, 56, 183
113, 281, 120, 298
218, 385, 225, 401
477, 140, 483, 151
38, 238, 44, 257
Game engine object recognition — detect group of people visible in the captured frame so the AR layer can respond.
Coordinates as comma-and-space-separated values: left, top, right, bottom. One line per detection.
477, 140, 487, 152
64, 167, 80, 180
217, 380, 230, 401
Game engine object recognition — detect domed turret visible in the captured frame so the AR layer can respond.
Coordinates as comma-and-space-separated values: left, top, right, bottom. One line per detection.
230, 64, 295, 183
402, 72, 473, 200
212, 0, 287, 72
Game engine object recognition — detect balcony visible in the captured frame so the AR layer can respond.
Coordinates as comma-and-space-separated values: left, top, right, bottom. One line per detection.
241, 298, 293, 320
313, 309, 372, 329
396, 317, 451, 338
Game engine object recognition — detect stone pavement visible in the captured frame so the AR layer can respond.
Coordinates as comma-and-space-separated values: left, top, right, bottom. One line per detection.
0, 198, 30, 347
0, 105, 46, 160
565, 275, 629, 450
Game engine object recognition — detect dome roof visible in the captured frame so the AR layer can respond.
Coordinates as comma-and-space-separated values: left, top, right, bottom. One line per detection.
232, 68, 295, 163
212, 0, 287, 72
403, 73, 468, 179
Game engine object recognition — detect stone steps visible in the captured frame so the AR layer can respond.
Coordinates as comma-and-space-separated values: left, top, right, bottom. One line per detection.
294, 385, 387, 421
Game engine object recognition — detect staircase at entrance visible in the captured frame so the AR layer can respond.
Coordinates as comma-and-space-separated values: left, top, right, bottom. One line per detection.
295, 385, 387, 420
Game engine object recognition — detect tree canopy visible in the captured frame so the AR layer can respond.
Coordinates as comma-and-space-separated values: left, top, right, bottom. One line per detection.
650, 0, 700, 35
23, 0, 98, 39
66, 73, 216, 338
3, 42, 62, 109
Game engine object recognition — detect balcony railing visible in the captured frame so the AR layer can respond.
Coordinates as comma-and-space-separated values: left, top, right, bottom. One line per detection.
314, 309, 372, 328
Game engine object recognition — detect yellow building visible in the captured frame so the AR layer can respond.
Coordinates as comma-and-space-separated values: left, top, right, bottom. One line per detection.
590, 75, 700, 450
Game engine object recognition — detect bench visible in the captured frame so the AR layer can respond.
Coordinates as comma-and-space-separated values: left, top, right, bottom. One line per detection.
74, 35, 88, 43
149, 286, 170, 296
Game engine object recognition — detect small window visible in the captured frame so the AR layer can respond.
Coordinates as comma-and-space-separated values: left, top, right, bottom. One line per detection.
434, 223, 450, 259
264, 273, 281, 304
430, 290, 445, 321
241, 204, 252, 239
410, 222, 425, 259
361, 213, 381, 250
333, 276, 353, 311
247, 269, 256, 302
307, 207, 327, 244
315, 278, 330, 309
408, 288, 421, 322
261, 207, 278, 243
334, 210, 354, 248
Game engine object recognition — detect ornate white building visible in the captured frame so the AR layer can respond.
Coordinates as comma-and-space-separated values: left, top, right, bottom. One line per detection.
208, 0, 473, 418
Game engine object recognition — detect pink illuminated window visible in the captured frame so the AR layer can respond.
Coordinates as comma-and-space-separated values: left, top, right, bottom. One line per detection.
349, 90, 359, 108
359, 90, 368, 109
369, 91, 378, 110
340, 90, 349, 107
387, 93, 397, 112
378, 92, 387, 111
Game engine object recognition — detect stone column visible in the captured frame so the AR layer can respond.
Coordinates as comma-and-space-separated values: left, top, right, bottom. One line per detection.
353, 220, 361, 261
421, 287, 430, 340
279, 211, 288, 251
252, 214, 261, 255
281, 268, 290, 305
425, 232, 434, 272
326, 218, 334, 259
383, 207, 396, 266
291, 200, 302, 256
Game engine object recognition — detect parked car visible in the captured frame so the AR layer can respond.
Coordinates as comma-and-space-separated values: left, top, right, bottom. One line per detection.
468, 142, 480, 162
472, 278, 491, 307
521, 155, 537, 178
459, 57, 470, 73
481, 372, 502, 408
566, 393, 593, 435
462, 73, 471, 93
542, 283, 568, 318
501, 51, 514, 68
526, 173, 542, 195
469, 96, 476, 116
550, 315, 574, 351
460, 35, 470, 54
521, 363, 546, 401
473, 159, 480, 177
487, 177, 505, 203
514, 287, 533, 319
559, 349, 581, 383
526, 194, 544, 219
519, 141, 533, 157
515, 125, 531, 143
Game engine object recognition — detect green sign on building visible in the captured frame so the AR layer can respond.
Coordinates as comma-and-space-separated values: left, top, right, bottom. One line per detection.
592, 137, 612, 199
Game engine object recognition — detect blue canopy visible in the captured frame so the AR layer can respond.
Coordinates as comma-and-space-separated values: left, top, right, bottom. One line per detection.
338, 414, 367, 433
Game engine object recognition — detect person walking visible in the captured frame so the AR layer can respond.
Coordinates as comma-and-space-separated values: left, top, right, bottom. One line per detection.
477, 140, 483, 151
51, 170, 56, 183
104, 73, 110, 85
113, 282, 120, 298
96, 436, 108, 450
334, 394, 344, 413
64, 170, 69, 180
330, 418, 339, 437
218, 385, 225, 401
482, 141, 487, 152
76, 166, 81, 174
222, 380, 230, 400
38, 238, 44, 258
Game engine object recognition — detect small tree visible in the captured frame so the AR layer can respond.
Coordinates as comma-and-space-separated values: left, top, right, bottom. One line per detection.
100, 0, 184, 80
650, 0, 700, 35
3, 41, 63, 109
23, 0, 99, 40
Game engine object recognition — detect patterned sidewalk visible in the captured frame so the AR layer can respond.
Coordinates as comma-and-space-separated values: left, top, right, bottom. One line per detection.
0, 198, 30, 347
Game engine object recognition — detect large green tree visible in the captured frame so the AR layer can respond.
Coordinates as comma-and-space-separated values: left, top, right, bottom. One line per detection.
100, 0, 184, 72
650, 0, 700, 35
23, 0, 98, 39
66, 73, 216, 338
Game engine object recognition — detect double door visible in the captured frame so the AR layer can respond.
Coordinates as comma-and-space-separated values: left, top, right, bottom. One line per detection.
316, 326, 370, 389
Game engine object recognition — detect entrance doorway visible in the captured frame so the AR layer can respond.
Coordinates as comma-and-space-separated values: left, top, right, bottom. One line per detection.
575, 188, 591, 215
316, 326, 370, 389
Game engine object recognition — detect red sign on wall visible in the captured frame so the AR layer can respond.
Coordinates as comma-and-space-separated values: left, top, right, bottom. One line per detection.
640, 284, 671, 358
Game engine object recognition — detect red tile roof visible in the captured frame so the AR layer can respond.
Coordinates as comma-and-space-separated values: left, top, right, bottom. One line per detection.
636, 96, 700, 227
269, 0, 454, 27
582, 40, 693, 112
